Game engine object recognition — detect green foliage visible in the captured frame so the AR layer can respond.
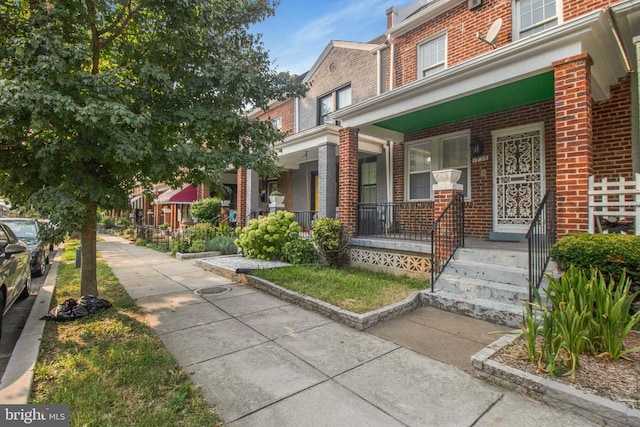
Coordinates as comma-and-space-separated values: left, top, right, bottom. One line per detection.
551, 234, 640, 283
591, 271, 640, 359
214, 220, 235, 238
31, 244, 222, 426
100, 216, 115, 229
190, 240, 206, 253
205, 236, 237, 255
116, 217, 130, 227
521, 266, 640, 382
235, 211, 301, 260
191, 198, 222, 225
252, 265, 425, 314
0, 0, 307, 294
282, 238, 317, 265
311, 218, 350, 268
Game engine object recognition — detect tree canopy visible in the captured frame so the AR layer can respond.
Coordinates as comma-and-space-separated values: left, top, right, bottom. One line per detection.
0, 0, 305, 295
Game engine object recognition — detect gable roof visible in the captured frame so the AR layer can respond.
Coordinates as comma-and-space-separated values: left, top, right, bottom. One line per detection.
302, 40, 382, 84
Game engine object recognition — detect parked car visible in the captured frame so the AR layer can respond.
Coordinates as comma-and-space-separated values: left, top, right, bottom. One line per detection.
0, 222, 31, 340
0, 218, 49, 277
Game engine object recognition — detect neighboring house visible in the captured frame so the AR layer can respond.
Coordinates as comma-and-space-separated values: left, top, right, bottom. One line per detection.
239, 39, 386, 229
128, 175, 238, 230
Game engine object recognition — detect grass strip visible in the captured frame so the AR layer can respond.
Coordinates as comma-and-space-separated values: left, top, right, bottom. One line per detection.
251, 265, 426, 313
30, 240, 222, 426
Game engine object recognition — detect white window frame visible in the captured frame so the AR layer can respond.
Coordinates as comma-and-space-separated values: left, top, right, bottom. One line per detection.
417, 32, 447, 79
271, 115, 282, 131
318, 84, 352, 126
405, 130, 471, 201
513, 0, 561, 40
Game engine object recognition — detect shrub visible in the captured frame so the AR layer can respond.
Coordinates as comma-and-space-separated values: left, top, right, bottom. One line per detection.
522, 266, 640, 382
170, 238, 190, 254
550, 233, 640, 283
187, 223, 217, 241
206, 236, 237, 255
190, 239, 206, 253
191, 197, 222, 224
311, 217, 350, 268
282, 238, 317, 264
116, 217, 130, 227
235, 211, 301, 260
100, 216, 115, 229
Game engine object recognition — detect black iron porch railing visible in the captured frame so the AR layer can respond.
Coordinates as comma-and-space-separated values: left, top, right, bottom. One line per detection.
356, 202, 435, 241
526, 191, 556, 302
292, 211, 317, 238
429, 193, 465, 290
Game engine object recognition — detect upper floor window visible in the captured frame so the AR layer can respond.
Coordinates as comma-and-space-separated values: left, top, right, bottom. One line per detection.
516, 0, 558, 39
318, 85, 352, 125
418, 34, 446, 78
271, 116, 282, 131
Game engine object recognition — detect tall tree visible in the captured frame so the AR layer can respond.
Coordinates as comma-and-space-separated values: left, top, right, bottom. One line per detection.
0, 0, 304, 296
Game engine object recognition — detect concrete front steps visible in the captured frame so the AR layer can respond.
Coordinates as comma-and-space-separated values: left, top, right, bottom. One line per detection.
426, 247, 541, 328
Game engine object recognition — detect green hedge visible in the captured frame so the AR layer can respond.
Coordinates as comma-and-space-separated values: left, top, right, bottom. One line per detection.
550, 233, 640, 281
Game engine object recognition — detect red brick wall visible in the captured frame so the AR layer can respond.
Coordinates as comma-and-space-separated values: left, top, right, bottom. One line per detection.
402, 100, 556, 238
254, 99, 295, 135
390, 0, 622, 89
554, 53, 593, 236
277, 170, 295, 211
392, 0, 511, 88
593, 76, 633, 179
564, 1, 617, 20
237, 168, 247, 227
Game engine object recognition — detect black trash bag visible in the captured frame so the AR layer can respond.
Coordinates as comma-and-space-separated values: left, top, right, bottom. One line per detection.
41, 295, 112, 321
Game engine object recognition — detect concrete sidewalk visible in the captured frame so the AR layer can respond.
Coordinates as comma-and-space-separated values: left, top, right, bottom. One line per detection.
97, 235, 596, 426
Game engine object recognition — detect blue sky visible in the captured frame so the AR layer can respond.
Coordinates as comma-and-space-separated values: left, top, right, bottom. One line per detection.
251, 0, 409, 75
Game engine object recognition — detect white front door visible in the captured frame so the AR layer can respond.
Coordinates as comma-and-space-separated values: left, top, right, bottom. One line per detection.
492, 122, 545, 234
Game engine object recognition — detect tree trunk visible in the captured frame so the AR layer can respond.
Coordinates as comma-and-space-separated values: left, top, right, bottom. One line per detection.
80, 202, 99, 296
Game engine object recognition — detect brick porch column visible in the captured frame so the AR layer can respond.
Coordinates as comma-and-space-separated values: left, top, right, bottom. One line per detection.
236, 168, 247, 227
553, 53, 593, 237
338, 127, 358, 232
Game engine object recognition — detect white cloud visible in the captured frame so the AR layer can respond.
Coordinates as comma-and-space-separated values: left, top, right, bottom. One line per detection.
257, 0, 395, 74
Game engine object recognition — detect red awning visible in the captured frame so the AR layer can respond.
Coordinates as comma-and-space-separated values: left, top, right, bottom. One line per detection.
155, 185, 198, 204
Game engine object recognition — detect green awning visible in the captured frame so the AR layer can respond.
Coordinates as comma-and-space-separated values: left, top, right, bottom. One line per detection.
374, 71, 555, 134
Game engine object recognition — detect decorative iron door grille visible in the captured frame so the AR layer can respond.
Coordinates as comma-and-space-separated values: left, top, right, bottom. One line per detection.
493, 124, 544, 233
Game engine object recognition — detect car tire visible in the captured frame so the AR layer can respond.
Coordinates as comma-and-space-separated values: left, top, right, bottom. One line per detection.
18, 276, 31, 300
33, 254, 46, 278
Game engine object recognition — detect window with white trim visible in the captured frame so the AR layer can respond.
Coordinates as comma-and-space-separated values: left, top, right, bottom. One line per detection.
318, 85, 351, 125
271, 116, 282, 131
515, 0, 558, 39
360, 158, 377, 203
418, 34, 446, 78
406, 132, 470, 200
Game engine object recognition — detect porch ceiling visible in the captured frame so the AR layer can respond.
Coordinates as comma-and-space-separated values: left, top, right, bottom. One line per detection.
373, 72, 554, 134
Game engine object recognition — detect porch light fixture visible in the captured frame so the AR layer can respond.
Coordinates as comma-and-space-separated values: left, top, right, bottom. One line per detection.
470, 139, 484, 156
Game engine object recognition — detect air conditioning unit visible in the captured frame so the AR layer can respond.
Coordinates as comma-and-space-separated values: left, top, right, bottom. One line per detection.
468, 0, 482, 10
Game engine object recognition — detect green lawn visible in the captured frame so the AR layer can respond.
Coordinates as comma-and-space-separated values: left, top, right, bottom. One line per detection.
30, 241, 222, 426
251, 265, 427, 313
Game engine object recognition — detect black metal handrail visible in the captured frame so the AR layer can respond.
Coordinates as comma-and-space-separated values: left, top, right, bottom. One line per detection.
526, 191, 556, 302
429, 193, 465, 290
356, 201, 435, 241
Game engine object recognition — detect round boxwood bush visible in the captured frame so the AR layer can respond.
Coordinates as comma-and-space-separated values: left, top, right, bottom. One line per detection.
235, 211, 301, 260
550, 233, 640, 283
